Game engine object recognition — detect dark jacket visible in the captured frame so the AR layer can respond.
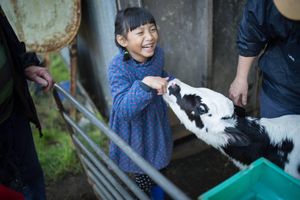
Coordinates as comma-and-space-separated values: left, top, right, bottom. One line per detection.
237, 0, 300, 113
0, 12, 42, 132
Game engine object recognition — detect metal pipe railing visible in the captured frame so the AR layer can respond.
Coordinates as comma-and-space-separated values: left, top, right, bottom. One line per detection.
53, 83, 191, 200
76, 138, 132, 200
63, 112, 147, 199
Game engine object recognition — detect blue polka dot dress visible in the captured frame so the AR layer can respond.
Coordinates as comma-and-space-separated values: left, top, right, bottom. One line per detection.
108, 46, 173, 173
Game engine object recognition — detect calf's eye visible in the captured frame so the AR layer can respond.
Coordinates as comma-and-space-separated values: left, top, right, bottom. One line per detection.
197, 104, 208, 115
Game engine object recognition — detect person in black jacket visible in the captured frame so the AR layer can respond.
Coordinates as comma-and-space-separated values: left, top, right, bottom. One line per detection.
229, 0, 300, 118
0, 7, 54, 200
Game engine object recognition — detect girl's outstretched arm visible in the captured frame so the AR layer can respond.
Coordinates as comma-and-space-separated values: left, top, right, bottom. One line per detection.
108, 63, 155, 121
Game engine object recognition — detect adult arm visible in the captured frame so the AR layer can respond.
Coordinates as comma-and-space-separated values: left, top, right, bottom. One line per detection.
229, 55, 256, 106
229, 0, 270, 106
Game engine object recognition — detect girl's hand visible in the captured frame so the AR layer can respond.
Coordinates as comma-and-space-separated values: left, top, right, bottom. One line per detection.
142, 76, 169, 95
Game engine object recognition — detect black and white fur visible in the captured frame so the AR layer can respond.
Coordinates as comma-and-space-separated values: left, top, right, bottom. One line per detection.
163, 78, 300, 179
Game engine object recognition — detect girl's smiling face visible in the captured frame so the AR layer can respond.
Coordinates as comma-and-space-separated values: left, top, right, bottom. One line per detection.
117, 23, 158, 63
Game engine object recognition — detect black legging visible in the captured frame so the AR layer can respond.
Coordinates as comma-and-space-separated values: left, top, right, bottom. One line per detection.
134, 174, 155, 195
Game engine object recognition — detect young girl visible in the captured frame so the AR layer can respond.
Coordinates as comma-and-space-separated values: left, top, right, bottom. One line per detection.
108, 7, 173, 197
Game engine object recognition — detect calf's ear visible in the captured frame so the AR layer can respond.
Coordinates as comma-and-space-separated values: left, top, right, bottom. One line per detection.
224, 127, 250, 147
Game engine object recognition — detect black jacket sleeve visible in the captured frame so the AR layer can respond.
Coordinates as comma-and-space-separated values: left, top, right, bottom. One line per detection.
237, 0, 271, 57
0, 10, 42, 134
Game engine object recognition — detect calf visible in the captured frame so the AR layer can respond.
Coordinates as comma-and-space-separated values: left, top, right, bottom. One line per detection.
163, 78, 300, 179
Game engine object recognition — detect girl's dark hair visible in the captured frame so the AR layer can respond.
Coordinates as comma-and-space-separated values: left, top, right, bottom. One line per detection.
114, 7, 156, 49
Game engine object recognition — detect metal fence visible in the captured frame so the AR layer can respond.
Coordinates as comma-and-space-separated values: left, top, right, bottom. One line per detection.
53, 83, 191, 200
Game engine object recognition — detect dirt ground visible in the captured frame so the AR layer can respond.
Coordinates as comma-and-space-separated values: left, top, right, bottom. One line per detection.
46, 147, 238, 200
164, 148, 239, 199
46, 174, 96, 200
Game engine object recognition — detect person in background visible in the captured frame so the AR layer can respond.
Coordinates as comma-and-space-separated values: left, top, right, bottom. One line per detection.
0, 7, 54, 200
108, 7, 173, 199
229, 0, 300, 118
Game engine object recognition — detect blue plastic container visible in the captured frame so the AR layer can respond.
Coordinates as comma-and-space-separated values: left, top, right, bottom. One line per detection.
200, 158, 300, 200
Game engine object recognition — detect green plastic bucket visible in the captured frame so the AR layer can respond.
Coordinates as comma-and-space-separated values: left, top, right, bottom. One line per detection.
199, 158, 300, 200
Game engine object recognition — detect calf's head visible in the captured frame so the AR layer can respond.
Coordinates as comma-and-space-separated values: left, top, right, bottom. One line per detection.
163, 79, 238, 147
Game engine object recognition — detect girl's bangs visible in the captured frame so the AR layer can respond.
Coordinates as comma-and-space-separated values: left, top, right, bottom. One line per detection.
125, 12, 156, 31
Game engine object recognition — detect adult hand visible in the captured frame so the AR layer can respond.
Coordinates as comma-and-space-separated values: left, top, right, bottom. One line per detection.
24, 66, 54, 92
229, 55, 255, 107
229, 77, 248, 107
142, 76, 169, 95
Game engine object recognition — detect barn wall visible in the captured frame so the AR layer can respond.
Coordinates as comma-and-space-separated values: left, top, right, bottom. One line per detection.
77, 0, 117, 117
143, 0, 213, 87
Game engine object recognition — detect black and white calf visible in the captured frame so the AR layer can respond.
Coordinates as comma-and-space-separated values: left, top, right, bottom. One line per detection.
163, 78, 300, 179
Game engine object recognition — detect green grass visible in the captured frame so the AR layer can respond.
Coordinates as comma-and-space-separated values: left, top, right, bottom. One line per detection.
49, 53, 70, 82
30, 52, 109, 184
30, 53, 81, 183
32, 91, 82, 183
